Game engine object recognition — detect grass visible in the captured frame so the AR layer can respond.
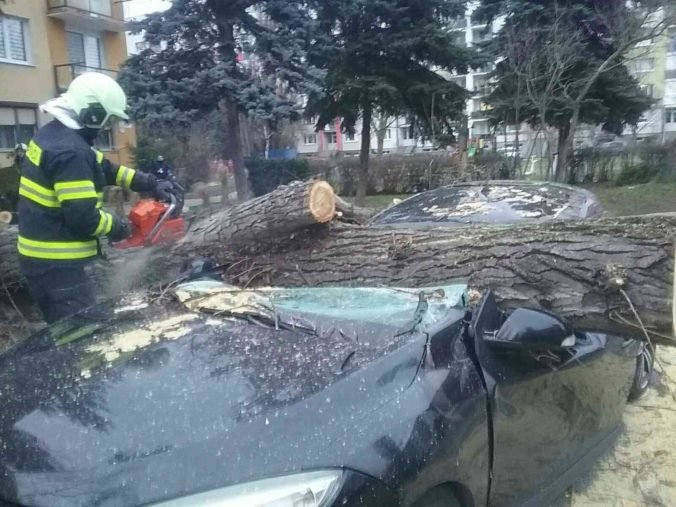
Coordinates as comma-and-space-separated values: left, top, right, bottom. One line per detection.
584, 182, 676, 217
354, 182, 676, 217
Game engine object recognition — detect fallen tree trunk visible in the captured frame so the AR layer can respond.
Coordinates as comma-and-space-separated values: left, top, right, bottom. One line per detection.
209, 216, 676, 343
178, 179, 336, 250
1, 180, 674, 344
0, 180, 337, 293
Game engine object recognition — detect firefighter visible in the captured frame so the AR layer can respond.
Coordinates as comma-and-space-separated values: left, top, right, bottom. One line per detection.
149, 155, 185, 217
151, 155, 178, 184
17, 72, 174, 324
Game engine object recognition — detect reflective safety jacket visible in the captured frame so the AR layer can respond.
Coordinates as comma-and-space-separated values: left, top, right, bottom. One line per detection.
18, 120, 155, 268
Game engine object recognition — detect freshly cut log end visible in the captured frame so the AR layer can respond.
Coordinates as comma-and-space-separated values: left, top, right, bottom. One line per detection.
0, 212, 12, 225
308, 181, 336, 223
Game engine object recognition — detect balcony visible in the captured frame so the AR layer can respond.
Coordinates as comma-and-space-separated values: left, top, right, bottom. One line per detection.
47, 0, 125, 32
471, 110, 491, 120
54, 63, 118, 94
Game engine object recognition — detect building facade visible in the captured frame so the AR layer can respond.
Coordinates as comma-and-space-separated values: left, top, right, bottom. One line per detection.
0, 0, 135, 170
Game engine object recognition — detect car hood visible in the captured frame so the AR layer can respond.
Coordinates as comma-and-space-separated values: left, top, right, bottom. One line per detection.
0, 292, 439, 506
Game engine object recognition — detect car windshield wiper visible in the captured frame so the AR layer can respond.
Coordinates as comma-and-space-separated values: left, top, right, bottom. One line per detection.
393, 288, 447, 337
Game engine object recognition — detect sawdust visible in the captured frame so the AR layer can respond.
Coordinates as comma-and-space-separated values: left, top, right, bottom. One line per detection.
81, 313, 199, 377
570, 346, 676, 506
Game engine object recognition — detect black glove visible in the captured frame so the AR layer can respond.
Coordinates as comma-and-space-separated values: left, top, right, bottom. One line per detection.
154, 180, 175, 203
108, 217, 132, 242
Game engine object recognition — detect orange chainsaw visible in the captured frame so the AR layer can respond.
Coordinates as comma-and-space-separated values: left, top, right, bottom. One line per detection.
113, 194, 186, 249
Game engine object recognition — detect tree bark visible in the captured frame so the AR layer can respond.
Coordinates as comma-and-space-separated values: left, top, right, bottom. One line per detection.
214, 216, 676, 343
357, 103, 372, 207
176, 180, 335, 251
555, 121, 571, 182
334, 195, 375, 224
223, 100, 249, 201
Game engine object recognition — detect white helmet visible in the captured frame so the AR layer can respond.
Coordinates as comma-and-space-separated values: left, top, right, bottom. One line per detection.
63, 72, 129, 129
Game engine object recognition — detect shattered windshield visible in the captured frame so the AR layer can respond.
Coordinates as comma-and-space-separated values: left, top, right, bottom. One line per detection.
174, 281, 468, 333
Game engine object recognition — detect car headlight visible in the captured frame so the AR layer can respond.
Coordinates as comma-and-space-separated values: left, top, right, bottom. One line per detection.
151, 470, 344, 507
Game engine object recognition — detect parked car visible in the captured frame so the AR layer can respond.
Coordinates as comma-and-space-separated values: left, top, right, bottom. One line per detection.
0, 279, 652, 507
370, 181, 604, 228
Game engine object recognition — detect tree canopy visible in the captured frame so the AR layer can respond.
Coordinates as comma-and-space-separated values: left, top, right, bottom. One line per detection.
305, 0, 477, 203
120, 0, 321, 196
477, 0, 655, 139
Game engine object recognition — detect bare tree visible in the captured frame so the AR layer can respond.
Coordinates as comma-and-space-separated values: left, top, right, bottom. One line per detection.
374, 111, 397, 156
553, 2, 675, 181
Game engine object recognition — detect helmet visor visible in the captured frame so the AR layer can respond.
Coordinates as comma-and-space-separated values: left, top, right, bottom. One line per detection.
82, 103, 129, 129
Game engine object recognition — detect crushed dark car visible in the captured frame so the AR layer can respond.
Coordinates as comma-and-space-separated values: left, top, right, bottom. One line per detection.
0, 280, 652, 507
370, 181, 604, 228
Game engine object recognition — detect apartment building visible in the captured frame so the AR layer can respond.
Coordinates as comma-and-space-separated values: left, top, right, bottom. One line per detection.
0, 0, 135, 170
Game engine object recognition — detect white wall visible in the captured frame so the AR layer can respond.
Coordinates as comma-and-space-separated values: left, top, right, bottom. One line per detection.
123, 0, 171, 55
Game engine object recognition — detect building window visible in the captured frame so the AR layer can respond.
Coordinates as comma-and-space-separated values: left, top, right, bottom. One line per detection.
344, 132, 357, 142
473, 76, 491, 95
471, 28, 492, 44
385, 128, 392, 140
0, 16, 29, 64
632, 58, 654, 74
401, 126, 415, 141
451, 76, 466, 89
95, 128, 113, 151
67, 31, 103, 69
303, 134, 317, 145
305, 116, 317, 126
0, 105, 37, 150
640, 84, 654, 98
666, 108, 676, 124
325, 131, 338, 144
668, 36, 676, 53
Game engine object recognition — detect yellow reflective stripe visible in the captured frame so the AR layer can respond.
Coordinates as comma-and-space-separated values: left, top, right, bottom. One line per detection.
54, 180, 97, 202
17, 236, 97, 260
115, 165, 136, 189
97, 192, 104, 209
26, 140, 42, 166
95, 150, 104, 164
19, 177, 60, 208
54, 180, 96, 191
94, 210, 113, 236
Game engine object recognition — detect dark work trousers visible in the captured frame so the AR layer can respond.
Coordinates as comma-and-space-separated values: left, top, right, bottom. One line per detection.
24, 266, 97, 324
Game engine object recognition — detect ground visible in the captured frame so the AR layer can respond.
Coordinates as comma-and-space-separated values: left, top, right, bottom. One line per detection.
568, 347, 676, 507
585, 182, 676, 217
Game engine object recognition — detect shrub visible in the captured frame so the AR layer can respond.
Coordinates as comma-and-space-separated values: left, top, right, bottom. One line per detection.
615, 162, 660, 186
246, 158, 312, 196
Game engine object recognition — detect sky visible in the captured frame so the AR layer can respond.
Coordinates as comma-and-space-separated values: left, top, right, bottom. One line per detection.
123, 0, 171, 20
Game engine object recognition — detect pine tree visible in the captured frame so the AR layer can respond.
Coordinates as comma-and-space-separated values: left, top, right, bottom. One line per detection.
120, 0, 320, 199
306, 0, 475, 205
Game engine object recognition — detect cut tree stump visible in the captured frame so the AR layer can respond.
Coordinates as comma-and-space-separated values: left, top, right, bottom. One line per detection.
176, 179, 335, 250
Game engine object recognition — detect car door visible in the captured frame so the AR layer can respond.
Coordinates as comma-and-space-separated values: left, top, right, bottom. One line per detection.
469, 292, 627, 507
